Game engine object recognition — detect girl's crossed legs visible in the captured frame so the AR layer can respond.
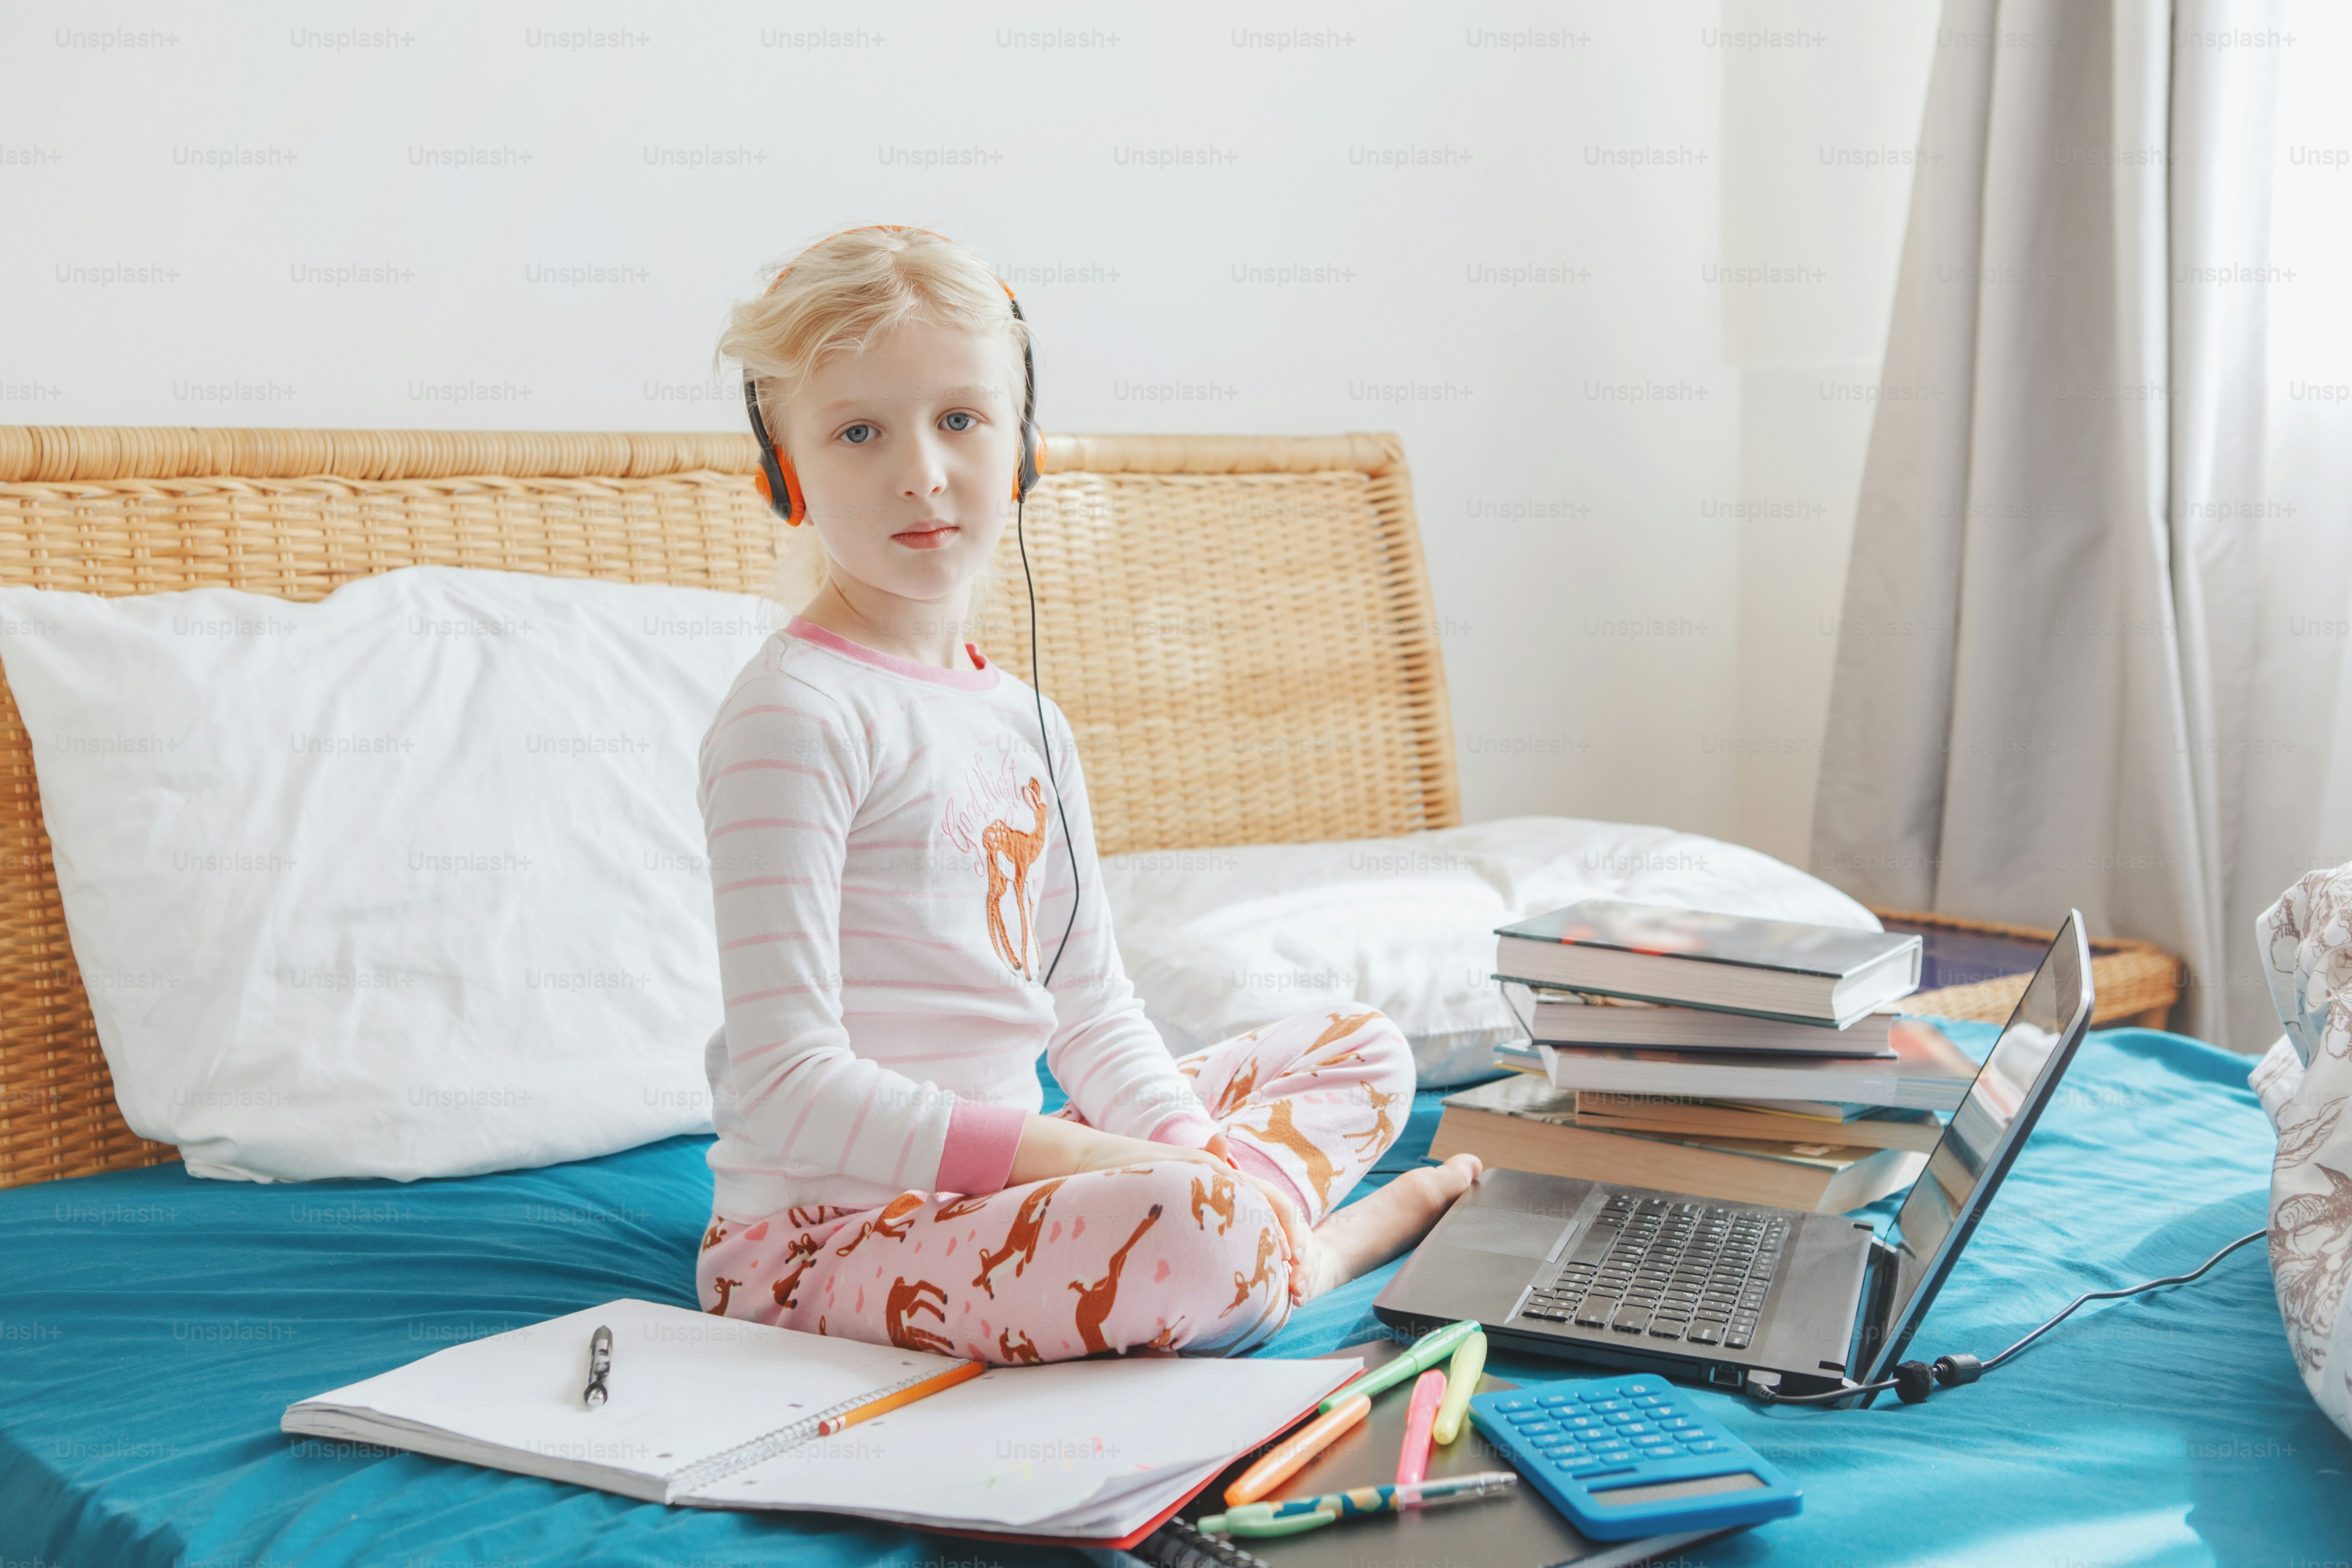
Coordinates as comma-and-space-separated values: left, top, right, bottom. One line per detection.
694, 1006, 1477, 1364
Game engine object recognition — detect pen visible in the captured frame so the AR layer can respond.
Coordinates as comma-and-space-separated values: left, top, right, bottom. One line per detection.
1431, 1329, 1485, 1444
1199, 1473, 1518, 1537
1394, 1369, 1445, 1487
583, 1323, 612, 1408
1222, 1393, 1372, 1507
1318, 1318, 1480, 1413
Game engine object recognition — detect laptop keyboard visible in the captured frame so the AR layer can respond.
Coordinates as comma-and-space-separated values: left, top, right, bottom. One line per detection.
1516, 1194, 1788, 1351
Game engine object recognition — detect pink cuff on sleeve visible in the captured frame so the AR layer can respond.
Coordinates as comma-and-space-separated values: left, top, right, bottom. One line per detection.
1143, 1109, 1221, 1151
936, 1100, 1029, 1195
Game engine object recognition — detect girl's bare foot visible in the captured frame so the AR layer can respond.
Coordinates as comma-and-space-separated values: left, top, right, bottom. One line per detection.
1292, 1154, 1483, 1303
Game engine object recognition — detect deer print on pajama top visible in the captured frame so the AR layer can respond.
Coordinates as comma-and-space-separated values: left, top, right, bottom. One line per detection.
697, 1005, 1417, 1363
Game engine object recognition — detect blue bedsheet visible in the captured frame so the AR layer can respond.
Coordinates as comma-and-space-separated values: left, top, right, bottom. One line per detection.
3, 1025, 2344, 1567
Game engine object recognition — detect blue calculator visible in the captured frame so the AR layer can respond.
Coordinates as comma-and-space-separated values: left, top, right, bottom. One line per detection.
1467, 1374, 1801, 1541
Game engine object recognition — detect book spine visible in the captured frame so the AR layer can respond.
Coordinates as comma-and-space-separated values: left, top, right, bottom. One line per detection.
664, 1364, 949, 1496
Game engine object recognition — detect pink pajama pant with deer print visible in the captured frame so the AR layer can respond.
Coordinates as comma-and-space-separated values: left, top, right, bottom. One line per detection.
693, 1006, 1414, 1364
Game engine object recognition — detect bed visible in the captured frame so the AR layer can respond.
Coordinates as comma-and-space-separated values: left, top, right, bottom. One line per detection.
0, 427, 2339, 1565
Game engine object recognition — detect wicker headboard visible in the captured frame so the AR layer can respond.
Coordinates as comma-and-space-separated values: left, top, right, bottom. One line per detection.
0, 428, 1458, 1188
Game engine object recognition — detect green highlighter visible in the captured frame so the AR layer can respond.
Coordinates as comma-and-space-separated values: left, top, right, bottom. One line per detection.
1317, 1319, 1481, 1414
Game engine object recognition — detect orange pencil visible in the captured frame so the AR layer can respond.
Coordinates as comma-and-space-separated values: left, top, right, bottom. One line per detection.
1223, 1393, 1373, 1507
816, 1358, 985, 1436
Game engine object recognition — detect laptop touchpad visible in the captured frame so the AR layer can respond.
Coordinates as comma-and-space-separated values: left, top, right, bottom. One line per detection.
1439, 1205, 1568, 1259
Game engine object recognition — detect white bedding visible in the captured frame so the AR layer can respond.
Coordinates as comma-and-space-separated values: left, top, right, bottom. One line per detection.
1104, 814, 1881, 1084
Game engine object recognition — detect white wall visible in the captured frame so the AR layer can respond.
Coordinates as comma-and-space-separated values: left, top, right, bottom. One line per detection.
2, 0, 1934, 858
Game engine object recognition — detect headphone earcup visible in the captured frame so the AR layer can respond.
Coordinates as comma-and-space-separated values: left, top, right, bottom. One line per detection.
774, 451, 806, 526
1013, 426, 1041, 503
751, 428, 803, 526
753, 455, 805, 526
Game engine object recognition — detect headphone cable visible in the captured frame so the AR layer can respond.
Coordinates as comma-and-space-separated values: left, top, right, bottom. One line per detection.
1016, 492, 1082, 990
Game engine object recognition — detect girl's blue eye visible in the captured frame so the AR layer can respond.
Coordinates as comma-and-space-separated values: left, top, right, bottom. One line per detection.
841, 423, 876, 445
941, 411, 976, 433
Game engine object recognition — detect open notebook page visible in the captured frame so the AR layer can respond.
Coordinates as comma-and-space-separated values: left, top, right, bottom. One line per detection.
680, 1354, 1359, 1534
283, 1298, 958, 1502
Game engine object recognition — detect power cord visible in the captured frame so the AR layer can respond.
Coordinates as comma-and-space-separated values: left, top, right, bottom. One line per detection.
1746, 1227, 2269, 1407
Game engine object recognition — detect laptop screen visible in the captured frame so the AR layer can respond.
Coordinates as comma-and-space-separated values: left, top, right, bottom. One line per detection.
1866, 912, 2094, 1382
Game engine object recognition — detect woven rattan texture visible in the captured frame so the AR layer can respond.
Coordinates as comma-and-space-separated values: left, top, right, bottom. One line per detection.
0, 428, 1457, 1188
1879, 907, 2182, 1029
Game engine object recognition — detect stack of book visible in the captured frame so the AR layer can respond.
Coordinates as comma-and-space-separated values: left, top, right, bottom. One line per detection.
1431, 898, 1979, 1213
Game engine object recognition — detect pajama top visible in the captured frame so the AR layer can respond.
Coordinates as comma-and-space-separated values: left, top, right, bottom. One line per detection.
697, 616, 1218, 1221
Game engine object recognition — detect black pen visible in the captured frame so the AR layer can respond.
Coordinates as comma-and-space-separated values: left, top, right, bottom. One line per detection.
584, 1323, 613, 1408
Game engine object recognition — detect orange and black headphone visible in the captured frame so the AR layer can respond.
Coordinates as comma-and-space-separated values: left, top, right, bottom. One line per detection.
739, 224, 1043, 526
741, 226, 1078, 987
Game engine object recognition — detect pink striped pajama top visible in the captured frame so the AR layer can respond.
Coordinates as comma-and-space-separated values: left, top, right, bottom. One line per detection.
696, 616, 1218, 1223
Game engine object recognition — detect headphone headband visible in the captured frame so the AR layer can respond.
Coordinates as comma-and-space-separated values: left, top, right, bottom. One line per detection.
741, 225, 1040, 526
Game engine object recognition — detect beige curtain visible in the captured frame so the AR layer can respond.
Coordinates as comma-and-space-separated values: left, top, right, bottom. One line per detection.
1811, 0, 2281, 1046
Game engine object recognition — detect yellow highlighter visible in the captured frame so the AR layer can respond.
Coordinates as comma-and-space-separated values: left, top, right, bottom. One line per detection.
1430, 1328, 1486, 1444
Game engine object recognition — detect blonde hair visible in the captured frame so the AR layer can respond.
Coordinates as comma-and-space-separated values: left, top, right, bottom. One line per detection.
715, 227, 1030, 617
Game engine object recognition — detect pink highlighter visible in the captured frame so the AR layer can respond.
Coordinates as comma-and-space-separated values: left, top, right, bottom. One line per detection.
1395, 1368, 1448, 1487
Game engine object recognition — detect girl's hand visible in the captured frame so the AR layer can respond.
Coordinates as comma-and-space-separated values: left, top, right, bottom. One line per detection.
1010, 1114, 1228, 1185
1068, 1130, 1229, 1178
1008, 1117, 1313, 1297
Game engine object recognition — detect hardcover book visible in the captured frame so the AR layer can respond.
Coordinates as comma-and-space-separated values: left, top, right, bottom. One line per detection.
1494, 899, 1921, 1028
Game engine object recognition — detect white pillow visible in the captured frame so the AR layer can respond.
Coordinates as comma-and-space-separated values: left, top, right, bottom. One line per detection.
0, 567, 773, 1182
1105, 816, 1883, 1086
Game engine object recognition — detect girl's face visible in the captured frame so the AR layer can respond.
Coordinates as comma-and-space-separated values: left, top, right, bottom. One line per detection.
781, 318, 1022, 614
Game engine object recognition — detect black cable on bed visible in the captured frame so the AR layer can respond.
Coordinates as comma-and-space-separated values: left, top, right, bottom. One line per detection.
1745, 1227, 2270, 1408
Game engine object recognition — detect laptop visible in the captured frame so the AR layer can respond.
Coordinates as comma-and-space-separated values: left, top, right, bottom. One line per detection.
1374, 910, 2096, 1405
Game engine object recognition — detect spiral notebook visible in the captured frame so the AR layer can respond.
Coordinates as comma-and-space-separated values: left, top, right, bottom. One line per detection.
282, 1298, 1355, 1541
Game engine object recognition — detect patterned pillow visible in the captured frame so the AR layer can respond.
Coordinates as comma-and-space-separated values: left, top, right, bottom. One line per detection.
2251, 865, 2352, 1443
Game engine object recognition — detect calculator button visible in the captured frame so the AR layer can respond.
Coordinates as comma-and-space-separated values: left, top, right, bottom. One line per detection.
1686, 1440, 1725, 1454
1558, 1414, 1600, 1430
1638, 1444, 1678, 1460
1631, 1394, 1667, 1407
1603, 1410, 1638, 1424
1618, 1421, 1655, 1439
1588, 1400, 1625, 1414
1492, 1398, 1532, 1414
1536, 1394, 1575, 1407
1655, 1416, 1697, 1432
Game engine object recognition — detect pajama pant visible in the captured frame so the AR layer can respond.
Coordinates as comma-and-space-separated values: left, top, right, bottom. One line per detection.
694, 1006, 1415, 1364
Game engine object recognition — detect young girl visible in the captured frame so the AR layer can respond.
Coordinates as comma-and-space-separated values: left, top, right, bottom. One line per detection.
693, 225, 1479, 1363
